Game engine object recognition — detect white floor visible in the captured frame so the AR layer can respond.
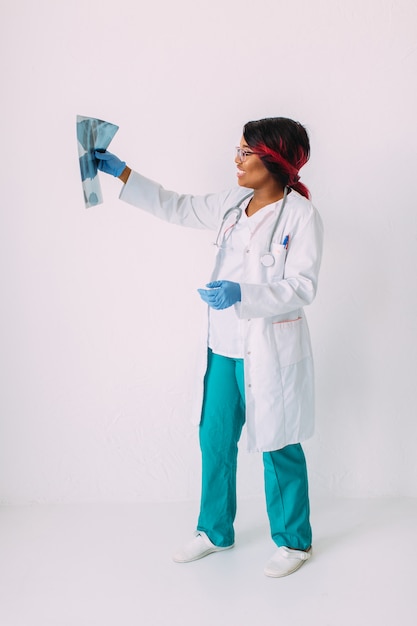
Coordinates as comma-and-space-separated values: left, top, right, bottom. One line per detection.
0, 497, 415, 626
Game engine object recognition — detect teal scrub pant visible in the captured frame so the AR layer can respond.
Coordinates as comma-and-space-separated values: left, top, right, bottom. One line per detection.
197, 350, 312, 550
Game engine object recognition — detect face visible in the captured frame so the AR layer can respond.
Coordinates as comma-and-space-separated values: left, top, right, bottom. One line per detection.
235, 137, 275, 190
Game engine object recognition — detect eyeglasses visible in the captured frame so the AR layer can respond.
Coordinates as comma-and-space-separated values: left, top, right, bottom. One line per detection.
235, 146, 256, 162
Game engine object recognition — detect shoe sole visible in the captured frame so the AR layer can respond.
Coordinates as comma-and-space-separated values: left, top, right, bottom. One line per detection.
264, 558, 307, 577
264, 547, 312, 578
173, 544, 234, 563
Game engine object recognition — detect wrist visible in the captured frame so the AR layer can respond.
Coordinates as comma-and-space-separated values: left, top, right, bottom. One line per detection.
119, 166, 131, 183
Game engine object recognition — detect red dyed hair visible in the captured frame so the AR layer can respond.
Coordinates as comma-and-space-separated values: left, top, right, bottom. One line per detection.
243, 118, 311, 199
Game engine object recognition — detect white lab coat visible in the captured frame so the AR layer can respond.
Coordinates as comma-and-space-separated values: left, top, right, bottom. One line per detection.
120, 171, 324, 452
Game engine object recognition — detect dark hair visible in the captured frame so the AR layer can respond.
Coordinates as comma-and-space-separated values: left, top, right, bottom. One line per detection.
243, 117, 311, 198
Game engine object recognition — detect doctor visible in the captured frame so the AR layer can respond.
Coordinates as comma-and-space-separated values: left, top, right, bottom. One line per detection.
96, 117, 323, 577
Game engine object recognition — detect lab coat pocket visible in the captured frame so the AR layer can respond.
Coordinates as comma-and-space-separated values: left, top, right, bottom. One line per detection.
269, 244, 286, 281
272, 317, 310, 367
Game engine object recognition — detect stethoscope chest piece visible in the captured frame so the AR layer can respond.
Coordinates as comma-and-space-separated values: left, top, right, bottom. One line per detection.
260, 253, 275, 267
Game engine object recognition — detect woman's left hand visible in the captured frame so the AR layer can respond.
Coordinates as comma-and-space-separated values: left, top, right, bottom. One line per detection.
197, 280, 241, 310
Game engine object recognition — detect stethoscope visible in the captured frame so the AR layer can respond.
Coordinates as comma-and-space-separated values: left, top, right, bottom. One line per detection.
214, 187, 289, 267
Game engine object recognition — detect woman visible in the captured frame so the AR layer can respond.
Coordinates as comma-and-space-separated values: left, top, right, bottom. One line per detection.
96, 117, 323, 577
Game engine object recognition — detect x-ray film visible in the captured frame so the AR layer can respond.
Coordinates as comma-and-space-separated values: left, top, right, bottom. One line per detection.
77, 115, 119, 208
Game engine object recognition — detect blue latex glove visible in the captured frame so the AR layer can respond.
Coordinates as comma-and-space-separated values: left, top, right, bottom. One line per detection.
197, 280, 241, 310
94, 150, 126, 177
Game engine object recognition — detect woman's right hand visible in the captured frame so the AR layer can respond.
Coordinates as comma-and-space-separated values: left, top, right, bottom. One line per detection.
95, 150, 126, 178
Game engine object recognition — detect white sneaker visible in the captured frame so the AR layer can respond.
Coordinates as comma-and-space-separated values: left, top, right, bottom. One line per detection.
264, 546, 312, 578
172, 531, 234, 563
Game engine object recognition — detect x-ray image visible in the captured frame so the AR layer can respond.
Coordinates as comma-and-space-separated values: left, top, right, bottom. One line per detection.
77, 115, 119, 208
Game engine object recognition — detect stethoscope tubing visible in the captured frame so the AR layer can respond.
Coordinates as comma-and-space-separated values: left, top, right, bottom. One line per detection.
214, 188, 289, 266
213, 192, 252, 248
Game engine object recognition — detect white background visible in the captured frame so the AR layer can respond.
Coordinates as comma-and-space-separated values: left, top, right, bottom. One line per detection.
1, 0, 417, 504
